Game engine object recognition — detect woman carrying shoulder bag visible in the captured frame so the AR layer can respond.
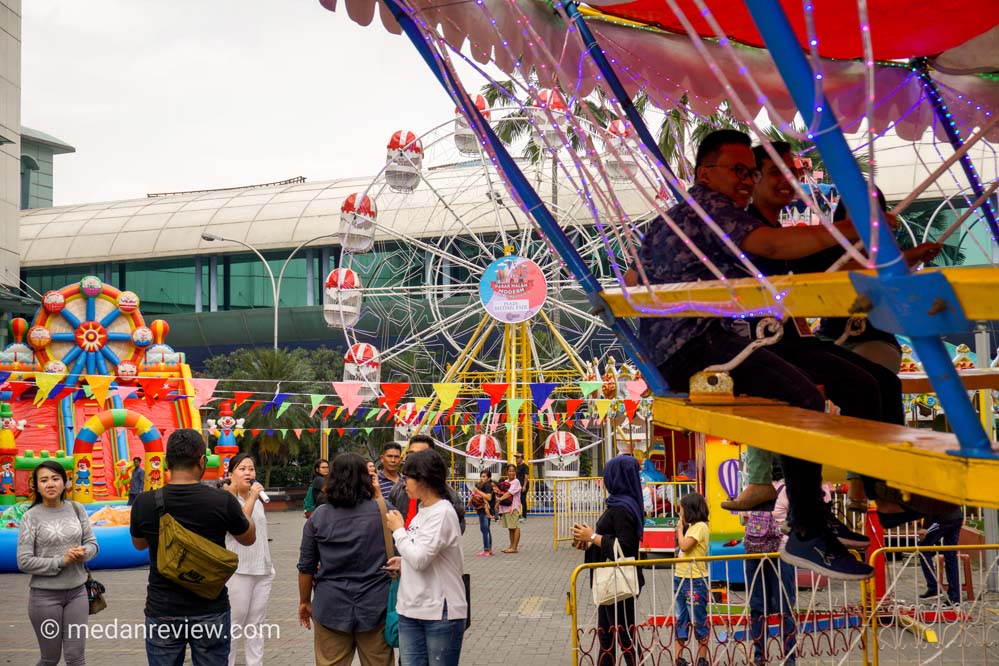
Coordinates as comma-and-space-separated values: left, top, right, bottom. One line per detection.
571, 455, 645, 666
17, 460, 99, 666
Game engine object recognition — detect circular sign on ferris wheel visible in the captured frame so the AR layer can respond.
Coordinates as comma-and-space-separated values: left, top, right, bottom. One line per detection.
479, 256, 547, 323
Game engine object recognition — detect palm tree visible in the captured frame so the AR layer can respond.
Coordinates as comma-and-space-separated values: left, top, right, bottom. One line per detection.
763, 122, 872, 179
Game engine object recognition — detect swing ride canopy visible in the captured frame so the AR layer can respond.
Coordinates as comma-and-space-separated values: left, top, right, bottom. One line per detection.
321, 0, 999, 141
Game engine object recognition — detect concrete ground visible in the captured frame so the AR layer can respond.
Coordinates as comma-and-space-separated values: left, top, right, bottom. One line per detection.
2, 512, 998, 665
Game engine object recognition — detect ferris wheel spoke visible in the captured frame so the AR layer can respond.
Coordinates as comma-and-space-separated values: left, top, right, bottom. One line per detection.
546, 298, 606, 328
106, 332, 132, 342
63, 346, 83, 366
51, 332, 75, 342
375, 300, 485, 365
100, 346, 121, 366
369, 220, 481, 274
100, 309, 122, 328
60, 309, 82, 329
95, 352, 111, 376
64, 354, 87, 387
86, 298, 95, 322
418, 173, 495, 257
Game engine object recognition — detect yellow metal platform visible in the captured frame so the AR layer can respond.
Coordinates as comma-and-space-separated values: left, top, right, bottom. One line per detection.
900, 368, 999, 394
603, 267, 999, 319
652, 396, 999, 509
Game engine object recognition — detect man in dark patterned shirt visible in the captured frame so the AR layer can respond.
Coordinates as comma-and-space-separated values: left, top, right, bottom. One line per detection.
638, 129, 874, 581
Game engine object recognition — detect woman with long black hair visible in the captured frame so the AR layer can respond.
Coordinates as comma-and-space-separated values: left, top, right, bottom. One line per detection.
17, 460, 98, 666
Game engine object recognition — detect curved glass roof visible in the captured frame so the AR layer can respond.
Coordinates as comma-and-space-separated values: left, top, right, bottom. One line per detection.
20, 161, 653, 268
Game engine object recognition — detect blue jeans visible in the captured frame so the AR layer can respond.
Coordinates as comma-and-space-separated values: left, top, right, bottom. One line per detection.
674, 577, 709, 642
745, 557, 797, 664
477, 511, 493, 551
918, 518, 963, 602
398, 607, 465, 666
145, 610, 230, 666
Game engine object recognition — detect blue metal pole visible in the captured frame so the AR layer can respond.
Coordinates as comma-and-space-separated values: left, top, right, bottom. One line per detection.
562, 1, 685, 203
379, 0, 670, 395
914, 58, 999, 247
745, 0, 993, 457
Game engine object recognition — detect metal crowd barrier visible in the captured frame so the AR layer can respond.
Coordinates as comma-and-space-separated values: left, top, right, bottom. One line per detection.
567, 544, 999, 666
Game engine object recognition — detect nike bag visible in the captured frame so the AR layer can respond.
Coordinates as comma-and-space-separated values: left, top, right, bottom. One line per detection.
154, 489, 238, 600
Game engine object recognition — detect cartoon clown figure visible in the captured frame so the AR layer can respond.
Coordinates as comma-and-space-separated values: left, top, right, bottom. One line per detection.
74, 459, 92, 496
148, 455, 163, 490
0, 456, 13, 495
113, 458, 131, 498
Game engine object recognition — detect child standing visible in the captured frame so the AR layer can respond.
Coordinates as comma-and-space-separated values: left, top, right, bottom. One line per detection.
674, 492, 711, 666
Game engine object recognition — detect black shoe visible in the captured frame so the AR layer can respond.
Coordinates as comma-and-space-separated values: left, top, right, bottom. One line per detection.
828, 514, 871, 549
676, 658, 690, 666
695, 658, 709, 666
780, 531, 874, 581
919, 589, 939, 600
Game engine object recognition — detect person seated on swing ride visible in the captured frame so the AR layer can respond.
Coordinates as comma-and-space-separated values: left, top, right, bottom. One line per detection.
637, 128, 889, 580
720, 142, 943, 521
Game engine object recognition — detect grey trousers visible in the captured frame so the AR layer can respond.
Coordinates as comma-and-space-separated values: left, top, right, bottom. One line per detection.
28, 585, 88, 666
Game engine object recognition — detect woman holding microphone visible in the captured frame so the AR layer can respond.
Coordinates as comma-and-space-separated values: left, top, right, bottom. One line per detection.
224, 452, 274, 666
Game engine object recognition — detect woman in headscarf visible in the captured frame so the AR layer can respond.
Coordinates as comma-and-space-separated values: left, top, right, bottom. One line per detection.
572, 455, 645, 666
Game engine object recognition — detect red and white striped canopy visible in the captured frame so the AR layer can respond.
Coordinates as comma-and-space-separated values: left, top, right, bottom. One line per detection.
387, 130, 424, 155
545, 431, 579, 456
467, 434, 502, 459
341, 192, 377, 217
325, 268, 360, 290
345, 342, 379, 365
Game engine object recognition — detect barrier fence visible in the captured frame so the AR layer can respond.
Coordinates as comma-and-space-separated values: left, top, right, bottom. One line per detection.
568, 544, 999, 666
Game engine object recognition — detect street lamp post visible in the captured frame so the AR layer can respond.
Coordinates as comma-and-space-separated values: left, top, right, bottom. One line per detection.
201, 232, 336, 350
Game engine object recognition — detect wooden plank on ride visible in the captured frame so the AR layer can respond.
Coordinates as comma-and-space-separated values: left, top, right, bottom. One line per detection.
602, 267, 999, 320
900, 369, 999, 394
652, 397, 999, 509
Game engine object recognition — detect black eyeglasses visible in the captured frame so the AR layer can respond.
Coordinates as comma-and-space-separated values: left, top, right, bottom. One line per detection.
703, 163, 763, 183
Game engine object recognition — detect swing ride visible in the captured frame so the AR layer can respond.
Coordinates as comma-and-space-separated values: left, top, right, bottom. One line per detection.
318, 0, 999, 515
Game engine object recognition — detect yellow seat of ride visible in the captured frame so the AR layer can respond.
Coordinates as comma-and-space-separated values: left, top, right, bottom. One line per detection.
652, 396, 999, 509
602, 267, 999, 320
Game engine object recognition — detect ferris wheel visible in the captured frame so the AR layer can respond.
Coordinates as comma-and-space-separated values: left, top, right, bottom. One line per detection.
324, 95, 659, 394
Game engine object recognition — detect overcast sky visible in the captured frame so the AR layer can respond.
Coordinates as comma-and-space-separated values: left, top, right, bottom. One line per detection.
23, 0, 470, 206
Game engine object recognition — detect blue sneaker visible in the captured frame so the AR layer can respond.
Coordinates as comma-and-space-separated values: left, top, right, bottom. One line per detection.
828, 514, 870, 549
780, 532, 874, 581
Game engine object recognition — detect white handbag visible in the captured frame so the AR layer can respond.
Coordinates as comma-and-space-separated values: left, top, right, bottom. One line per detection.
592, 539, 640, 606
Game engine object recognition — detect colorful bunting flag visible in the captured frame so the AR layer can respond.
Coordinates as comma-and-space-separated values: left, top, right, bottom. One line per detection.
331, 381, 365, 416
189, 378, 219, 409
34, 373, 64, 406
565, 399, 584, 420
379, 383, 410, 412
624, 379, 648, 401
275, 401, 292, 419
480, 383, 509, 406
432, 383, 461, 411
579, 381, 602, 397
233, 391, 254, 408
309, 394, 326, 417
529, 383, 558, 410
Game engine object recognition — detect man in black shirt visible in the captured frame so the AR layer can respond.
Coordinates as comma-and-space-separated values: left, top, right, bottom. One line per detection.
130, 429, 254, 666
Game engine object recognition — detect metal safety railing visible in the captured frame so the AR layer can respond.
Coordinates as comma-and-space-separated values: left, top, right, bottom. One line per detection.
567, 544, 999, 666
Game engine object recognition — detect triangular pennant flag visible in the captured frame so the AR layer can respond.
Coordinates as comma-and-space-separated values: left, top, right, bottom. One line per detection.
565, 399, 584, 420
137, 377, 170, 406
377, 407, 387, 420
364, 427, 374, 435
265, 429, 274, 436
581, 418, 590, 429
624, 379, 648, 401
8, 381, 31, 401
245, 400, 263, 416
277, 429, 287, 437
114, 385, 138, 401
50, 386, 77, 403
34, 373, 65, 406
336, 428, 345, 436
260, 401, 276, 416
321, 405, 336, 419
433, 383, 462, 411
85, 374, 115, 409
462, 425, 470, 434
379, 383, 410, 412
623, 400, 640, 421
81, 384, 93, 398
250, 428, 261, 435
293, 428, 303, 439
529, 383, 558, 410
480, 383, 510, 407
331, 381, 365, 416
505, 420, 514, 432
334, 406, 345, 420
309, 394, 326, 417
233, 391, 254, 408
365, 408, 378, 421
0, 371, 10, 385
565, 419, 575, 429
476, 398, 490, 423
275, 401, 292, 419
507, 398, 526, 416
190, 378, 219, 409
579, 381, 603, 397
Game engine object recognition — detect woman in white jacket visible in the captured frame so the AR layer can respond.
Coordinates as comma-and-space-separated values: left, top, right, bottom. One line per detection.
224, 453, 273, 666
385, 449, 466, 666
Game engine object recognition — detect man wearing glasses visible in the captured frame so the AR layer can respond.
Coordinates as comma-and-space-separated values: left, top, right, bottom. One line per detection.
637, 129, 876, 582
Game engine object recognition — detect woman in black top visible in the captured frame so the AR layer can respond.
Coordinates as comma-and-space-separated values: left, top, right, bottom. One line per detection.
303, 458, 329, 518
572, 455, 645, 666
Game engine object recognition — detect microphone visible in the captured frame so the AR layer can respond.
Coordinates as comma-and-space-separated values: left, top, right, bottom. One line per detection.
250, 479, 270, 503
